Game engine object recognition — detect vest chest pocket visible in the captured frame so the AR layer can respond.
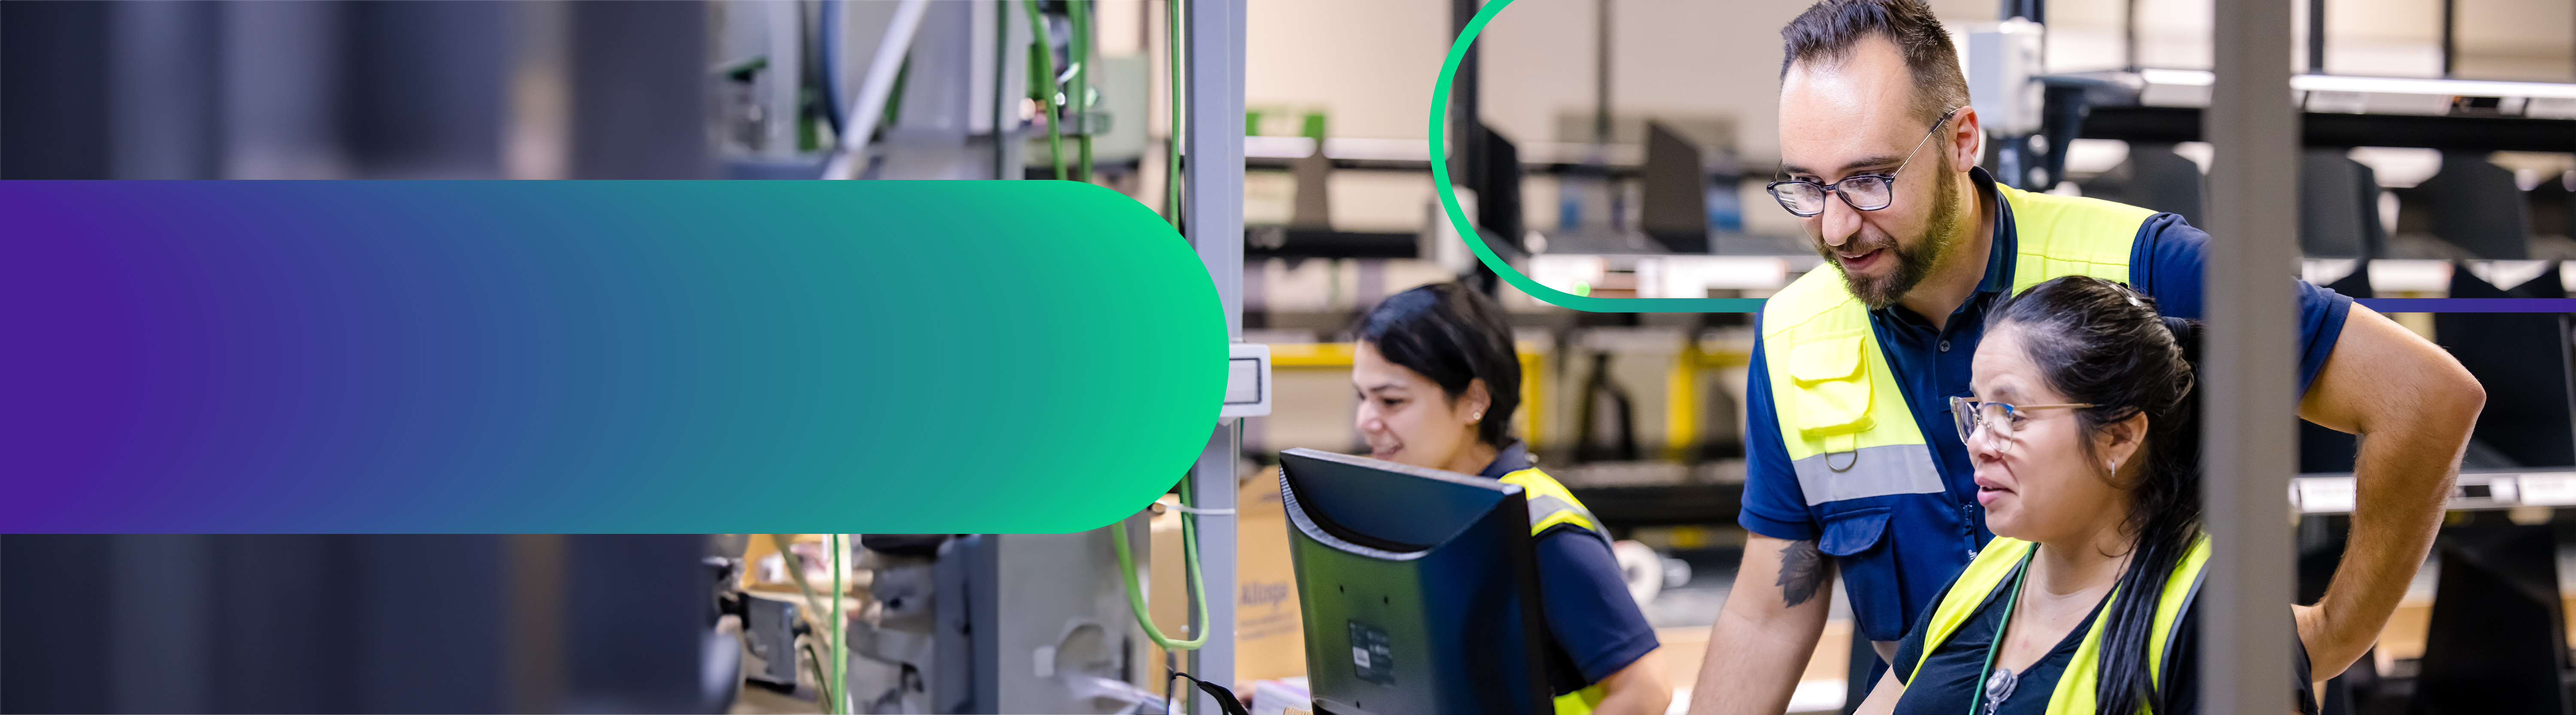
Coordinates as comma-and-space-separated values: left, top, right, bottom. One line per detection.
1817, 506, 1907, 642
1817, 506, 1892, 557
1787, 334, 1875, 439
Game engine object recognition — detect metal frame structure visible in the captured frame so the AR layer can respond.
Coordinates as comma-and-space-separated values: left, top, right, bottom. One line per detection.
2203, 0, 2299, 711
1182, 0, 1247, 712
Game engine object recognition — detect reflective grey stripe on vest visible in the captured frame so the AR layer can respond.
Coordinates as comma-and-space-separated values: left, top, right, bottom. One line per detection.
1792, 443, 1945, 505
1527, 495, 1613, 548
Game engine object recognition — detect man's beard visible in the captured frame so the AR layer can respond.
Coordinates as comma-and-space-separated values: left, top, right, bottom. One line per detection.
1820, 164, 1967, 310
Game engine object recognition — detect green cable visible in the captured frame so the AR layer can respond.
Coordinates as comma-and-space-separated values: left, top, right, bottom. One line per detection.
766, 534, 838, 709
1021, 0, 1069, 181
830, 533, 847, 715
881, 57, 913, 140
1069, 0, 1094, 183
1114, 476, 1209, 650
800, 642, 835, 711
1163, 0, 1182, 226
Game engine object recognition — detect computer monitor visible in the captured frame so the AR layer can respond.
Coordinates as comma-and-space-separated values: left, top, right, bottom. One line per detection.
2435, 269, 2576, 470
1276, 448, 1554, 715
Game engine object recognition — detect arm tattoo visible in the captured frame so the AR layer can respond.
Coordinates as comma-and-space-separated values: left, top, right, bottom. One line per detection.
1776, 539, 1828, 608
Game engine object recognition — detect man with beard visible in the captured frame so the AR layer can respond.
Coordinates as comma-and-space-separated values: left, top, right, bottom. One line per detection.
1683, 1, 2483, 713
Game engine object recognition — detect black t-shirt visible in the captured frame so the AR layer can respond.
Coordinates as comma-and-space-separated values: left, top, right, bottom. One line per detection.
1888, 564, 2318, 715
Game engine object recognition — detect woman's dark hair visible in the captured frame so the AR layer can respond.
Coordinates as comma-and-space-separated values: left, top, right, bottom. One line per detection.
1353, 283, 1522, 448
1987, 275, 2204, 715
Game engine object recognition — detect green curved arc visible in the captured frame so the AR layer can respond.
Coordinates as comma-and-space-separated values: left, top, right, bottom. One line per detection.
1428, 0, 1768, 313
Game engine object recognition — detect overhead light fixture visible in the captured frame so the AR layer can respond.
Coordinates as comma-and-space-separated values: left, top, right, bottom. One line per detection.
2134, 69, 2576, 100
1321, 137, 1429, 162
2139, 68, 2215, 87
1242, 136, 1317, 159
2289, 74, 2576, 100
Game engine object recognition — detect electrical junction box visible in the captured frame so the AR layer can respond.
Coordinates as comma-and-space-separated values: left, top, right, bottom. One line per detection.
1222, 342, 1272, 419
1968, 18, 2046, 136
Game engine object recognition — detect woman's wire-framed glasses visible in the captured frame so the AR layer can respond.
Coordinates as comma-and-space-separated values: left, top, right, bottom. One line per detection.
1948, 396, 2094, 450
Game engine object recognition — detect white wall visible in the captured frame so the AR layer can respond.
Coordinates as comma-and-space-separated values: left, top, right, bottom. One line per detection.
2043, 0, 2572, 79
1245, 0, 1451, 141
1247, 0, 2573, 155
1242, 0, 1990, 233
1245, 0, 2004, 166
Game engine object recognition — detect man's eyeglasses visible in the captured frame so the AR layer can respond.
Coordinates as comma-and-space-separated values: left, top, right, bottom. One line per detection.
1948, 396, 2093, 451
1765, 106, 1963, 218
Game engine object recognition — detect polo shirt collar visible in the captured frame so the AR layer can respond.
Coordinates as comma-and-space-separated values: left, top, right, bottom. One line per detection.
1970, 166, 2014, 296
1477, 440, 1533, 479
1873, 167, 2017, 327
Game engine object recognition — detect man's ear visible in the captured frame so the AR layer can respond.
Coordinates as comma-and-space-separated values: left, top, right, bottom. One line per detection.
1948, 105, 1984, 172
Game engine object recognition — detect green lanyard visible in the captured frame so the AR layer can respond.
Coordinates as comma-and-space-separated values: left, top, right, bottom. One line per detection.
1970, 548, 2037, 715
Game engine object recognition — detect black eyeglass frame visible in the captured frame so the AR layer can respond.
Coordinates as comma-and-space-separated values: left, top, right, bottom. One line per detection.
1764, 106, 1965, 218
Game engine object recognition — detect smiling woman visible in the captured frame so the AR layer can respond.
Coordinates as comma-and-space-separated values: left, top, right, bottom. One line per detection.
1349, 283, 1519, 473
1346, 282, 1672, 715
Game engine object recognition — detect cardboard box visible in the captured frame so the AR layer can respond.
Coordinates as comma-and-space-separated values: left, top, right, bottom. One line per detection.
1138, 473, 1309, 688
1146, 499, 1188, 688
1236, 467, 1307, 682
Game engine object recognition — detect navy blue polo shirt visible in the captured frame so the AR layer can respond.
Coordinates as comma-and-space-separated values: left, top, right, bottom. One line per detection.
1479, 441, 1661, 685
1738, 167, 2353, 645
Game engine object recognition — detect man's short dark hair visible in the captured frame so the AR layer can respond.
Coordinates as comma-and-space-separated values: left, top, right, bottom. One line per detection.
1780, 0, 1971, 124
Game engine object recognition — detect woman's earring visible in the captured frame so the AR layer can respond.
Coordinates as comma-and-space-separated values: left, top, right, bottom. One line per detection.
1470, 411, 1484, 423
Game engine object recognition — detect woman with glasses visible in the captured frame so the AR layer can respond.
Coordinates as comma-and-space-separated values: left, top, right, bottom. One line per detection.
1852, 276, 2319, 715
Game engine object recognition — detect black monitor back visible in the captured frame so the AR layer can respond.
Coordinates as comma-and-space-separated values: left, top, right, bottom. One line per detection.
1641, 122, 1708, 254
2420, 151, 2532, 260
2436, 269, 2576, 469
1277, 448, 1552, 715
2299, 148, 2385, 259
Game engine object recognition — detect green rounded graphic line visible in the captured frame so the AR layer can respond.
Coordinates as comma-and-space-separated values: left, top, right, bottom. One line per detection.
1430, 0, 1768, 313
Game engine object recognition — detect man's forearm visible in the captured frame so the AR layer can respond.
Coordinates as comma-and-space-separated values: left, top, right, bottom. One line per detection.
2297, 306, 2484, 679
1686, 536, 1835, 715
2315, 409, 2468, 675
1687, 607, 1826, 715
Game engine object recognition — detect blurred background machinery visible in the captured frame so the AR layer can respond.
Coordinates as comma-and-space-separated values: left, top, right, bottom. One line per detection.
1, 534, 720, 713
7, 0, 2576, 712
4, 1, 1234, 713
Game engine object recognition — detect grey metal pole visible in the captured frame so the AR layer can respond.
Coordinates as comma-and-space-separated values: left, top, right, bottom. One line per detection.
994, 0, 1026, 180
2306, 0, 2326, 74
2439, 0, 2456, 78
2203, 0, 2299, 712
563, 0, 710, 179
2123, 0, 2139, 71
1594, 0, 1610, 145
1183, 0, 1244, 711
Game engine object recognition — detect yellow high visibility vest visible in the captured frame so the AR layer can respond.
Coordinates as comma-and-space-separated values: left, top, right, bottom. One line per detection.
1496, 467, 1615, 715
1892, 534, 2214, 715
1758, 186, 2156, 516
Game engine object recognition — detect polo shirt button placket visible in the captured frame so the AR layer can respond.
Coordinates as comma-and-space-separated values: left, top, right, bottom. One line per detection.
1960, 502, 1978, 558
1938, 339, 1951, 352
